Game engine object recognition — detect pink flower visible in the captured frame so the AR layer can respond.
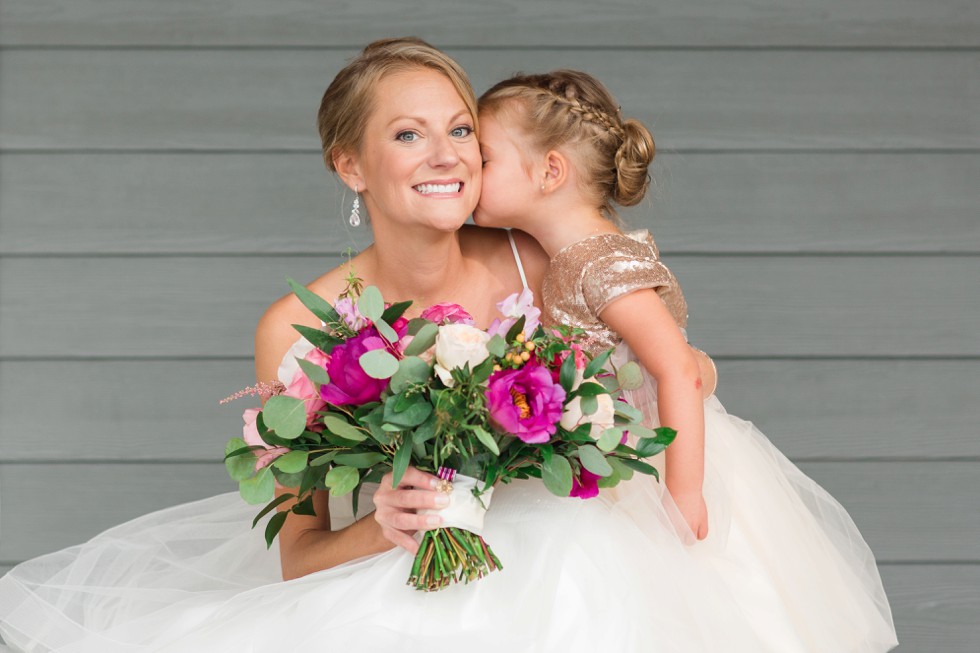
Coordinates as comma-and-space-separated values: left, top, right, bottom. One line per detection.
320, 319, 407, 406
486, 363, 566, 444
334, 297, 369, 331
487, 289, 541, 339
420, 302, 475, 326
284, 347, 329, 430
570, 468, 601, 499
242, 407, 289, 471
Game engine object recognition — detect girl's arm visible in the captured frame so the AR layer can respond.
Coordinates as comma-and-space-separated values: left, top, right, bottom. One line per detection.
599, 289, 709, 540
255, 300, 444, 580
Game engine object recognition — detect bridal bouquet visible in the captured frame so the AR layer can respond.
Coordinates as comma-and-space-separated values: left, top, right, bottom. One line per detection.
224, 278, 674, 591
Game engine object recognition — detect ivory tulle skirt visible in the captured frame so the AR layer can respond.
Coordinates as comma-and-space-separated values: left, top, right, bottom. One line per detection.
0, 393, 897, 652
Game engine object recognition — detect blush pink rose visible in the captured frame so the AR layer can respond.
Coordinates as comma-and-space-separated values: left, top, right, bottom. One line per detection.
284, 347, 329, 430
420, 302, 475, 326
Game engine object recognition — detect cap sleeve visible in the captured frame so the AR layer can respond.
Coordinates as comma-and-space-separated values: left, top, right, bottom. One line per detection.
582, 253, 676, 317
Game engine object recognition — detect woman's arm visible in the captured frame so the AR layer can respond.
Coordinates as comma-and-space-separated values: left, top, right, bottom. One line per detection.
599, 289, 709, 540
254, 297, 445, 580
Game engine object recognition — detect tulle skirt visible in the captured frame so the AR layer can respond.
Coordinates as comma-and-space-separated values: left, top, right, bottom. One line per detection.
0, 396, 898, 652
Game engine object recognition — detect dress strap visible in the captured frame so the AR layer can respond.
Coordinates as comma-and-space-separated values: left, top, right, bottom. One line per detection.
507, 229, 529, 290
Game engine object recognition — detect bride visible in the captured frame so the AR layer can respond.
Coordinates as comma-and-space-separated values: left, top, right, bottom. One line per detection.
0, 38, 894, 652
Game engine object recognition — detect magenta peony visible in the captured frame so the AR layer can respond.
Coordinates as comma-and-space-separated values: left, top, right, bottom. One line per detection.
486, 363, 566, 444
569, 468, 602, 499
320, 319, 407, 406
420, 302, 475, 325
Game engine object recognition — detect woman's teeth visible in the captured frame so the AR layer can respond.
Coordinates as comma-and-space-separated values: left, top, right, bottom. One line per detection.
414, 183, 461, 195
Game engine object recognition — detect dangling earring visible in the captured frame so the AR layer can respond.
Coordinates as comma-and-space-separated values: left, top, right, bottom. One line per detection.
349, 185, 361, 227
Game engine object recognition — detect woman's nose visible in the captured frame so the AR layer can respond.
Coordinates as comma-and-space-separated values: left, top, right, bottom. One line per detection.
428, 134, 461, 168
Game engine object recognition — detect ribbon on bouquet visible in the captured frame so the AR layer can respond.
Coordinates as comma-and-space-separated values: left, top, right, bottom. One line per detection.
419, 468, 494, 535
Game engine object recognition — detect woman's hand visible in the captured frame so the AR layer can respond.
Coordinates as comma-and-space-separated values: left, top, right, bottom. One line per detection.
373, 466, 448, 554
671, 490, 709, 542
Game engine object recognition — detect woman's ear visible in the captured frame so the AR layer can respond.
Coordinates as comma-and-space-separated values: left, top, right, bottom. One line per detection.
333, 149, 364, 193
541, 150, 569, 194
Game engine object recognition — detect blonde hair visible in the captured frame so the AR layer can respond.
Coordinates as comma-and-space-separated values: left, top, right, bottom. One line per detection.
479, 70, 655, 218
317, 37, 478, 171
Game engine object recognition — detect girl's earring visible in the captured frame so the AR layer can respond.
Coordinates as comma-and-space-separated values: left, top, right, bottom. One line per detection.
349, 185, 361, 227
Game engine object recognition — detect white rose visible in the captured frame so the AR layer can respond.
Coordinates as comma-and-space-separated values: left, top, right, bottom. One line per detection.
433, 324, 492, 387
560, 370, 616, 439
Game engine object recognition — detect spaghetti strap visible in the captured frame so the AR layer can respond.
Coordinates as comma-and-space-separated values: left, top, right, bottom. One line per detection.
507, 229, 529, 290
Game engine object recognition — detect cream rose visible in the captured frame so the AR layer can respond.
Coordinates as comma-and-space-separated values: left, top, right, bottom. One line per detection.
559, 371, 617, 439
433, 324, 492, 387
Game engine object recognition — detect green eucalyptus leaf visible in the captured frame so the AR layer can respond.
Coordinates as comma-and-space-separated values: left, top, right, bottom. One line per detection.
620, 457, 659, 477
239, 466, 275, 504
264, 510, 289, 548
617, 361, 644, 391
403, 322, 438, 356
542, 454, 573, 497
578, 444, 614, 477
486, 335, 507, 358
597, 467, 622, 488
607, 456, 635, 481
384, 395, 433, 428
324, 466, 359, 496
559, 353, 578, 393
357, 285, 385, 321
296, 357, 330, 387
597, 427, 624, 453
392, 437, 412, 487
576, 382, 607, 397
390, 356, 432, 393
359, 349, 399, 379
375, 318, 399, 344
613, 401, 644, 422
472, 425, 500, 456
286, 277, 341, 325
251, 493, 294, 529
272, 450, 309, 474
635, 437, 667, 458
272, 467, 306, 488
224, 437, 257, 481
322, 414, 368, 442
262, 395, 307, 440
584, 349, 613, 379
381, 300, 413, 324
580, 394, 599, 416
309, 450, 338, 467
334, 452, 388, 468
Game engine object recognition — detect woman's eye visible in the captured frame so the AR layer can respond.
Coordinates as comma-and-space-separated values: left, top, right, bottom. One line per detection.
451, 126, 474, 138
396, 131, 419, 143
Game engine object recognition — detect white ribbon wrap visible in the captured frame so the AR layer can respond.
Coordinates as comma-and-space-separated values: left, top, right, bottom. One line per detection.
419, 474, 494, 536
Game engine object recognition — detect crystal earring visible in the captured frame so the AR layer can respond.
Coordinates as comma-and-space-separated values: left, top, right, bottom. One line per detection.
349, 185, 361, 227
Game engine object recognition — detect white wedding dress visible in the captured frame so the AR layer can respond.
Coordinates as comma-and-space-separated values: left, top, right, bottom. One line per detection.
0, 238, 898, 652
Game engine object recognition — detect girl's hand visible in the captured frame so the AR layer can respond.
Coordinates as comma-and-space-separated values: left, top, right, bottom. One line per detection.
671, 490, 709, 541
373, 466, 447, 554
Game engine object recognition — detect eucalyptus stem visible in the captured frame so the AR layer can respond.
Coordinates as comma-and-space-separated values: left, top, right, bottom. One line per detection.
407, 527, 502, 592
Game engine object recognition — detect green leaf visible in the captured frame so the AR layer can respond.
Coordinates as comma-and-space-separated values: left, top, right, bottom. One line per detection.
272, 450, 309, 473
575, 382, 607, 397
357, 285, 385, 321
333, 452, 388, 468
620, 457, 659, 477
635, 437, 667, 458
486, 335, 507, 358
239, 466, 275, 504
617, 361, 644, 391
597, 427, 624, 453
559, 352, 578, 393
390, 356, 432, 393
381, 300, 413, 324
262, 395, 307, 440
375, 318, 399, 344
291, 324, 343, 354
359, 349, 399, 379
654, 427, 678, 446
597, 466, 622, 488
505, 315, 526, 343
607, 456, 635, 481
403, 322, 438, 356
383, 395, 433, 428
286, 277, 341, 325
272, 467, 305, 488
584, 348, 613, 379
406, 318, 431, 336
542, 454, 573, 497
291, 494, 317, 516
413, 413, 437, 444
322, 414, 368, 442
255, 411, 292, 447
580, 394, 598, 416
472, 425, 500, 456
296, 357, 330, 387
613, 401, 644, 422
251, 493, 294, 528
299, 466, 320, 496
264, 510, 289, 548
577, 444, 614, 477
224, 437, 257, 481
392, 437, 412, 487
324, 465, 359, 496
309, 450, 338, 467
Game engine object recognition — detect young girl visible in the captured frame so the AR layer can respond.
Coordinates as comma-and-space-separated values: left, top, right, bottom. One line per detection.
475, 70, 899, 652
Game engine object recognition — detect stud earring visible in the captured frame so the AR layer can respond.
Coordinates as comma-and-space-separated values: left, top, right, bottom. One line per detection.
349, 185, 361, 227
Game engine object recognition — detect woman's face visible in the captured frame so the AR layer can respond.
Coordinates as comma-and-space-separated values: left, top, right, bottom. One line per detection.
354, 68, 481, 232
473, 111, 538, 230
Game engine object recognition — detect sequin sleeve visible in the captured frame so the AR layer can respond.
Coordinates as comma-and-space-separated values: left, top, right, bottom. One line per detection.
582, 253, 677, 317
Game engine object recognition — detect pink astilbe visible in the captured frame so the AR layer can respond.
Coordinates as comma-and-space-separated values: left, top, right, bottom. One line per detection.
219, 381, 286, 404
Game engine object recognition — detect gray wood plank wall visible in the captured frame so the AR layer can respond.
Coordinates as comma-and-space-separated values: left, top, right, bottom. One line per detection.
1, 1, 978, 649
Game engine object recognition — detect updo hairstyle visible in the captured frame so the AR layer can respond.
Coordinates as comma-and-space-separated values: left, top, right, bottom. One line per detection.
478, 70, 655, 217
317, 38, 478, 171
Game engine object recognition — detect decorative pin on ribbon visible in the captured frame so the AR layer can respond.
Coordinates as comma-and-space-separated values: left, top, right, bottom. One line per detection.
436, 466, 456, 493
